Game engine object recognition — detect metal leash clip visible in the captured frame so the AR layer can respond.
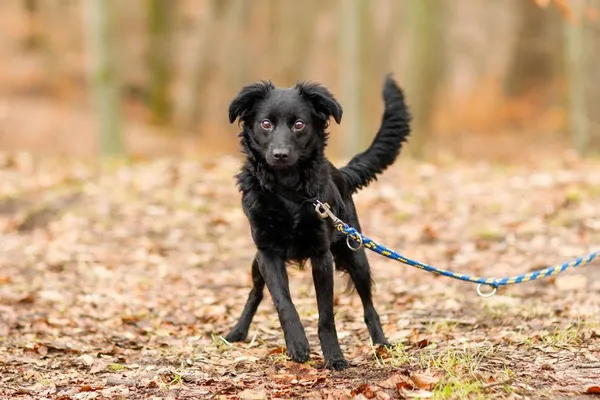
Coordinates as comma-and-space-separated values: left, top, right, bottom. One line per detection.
314, 200, 341, 225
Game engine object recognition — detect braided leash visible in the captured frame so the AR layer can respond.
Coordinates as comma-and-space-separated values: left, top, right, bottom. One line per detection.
314, 200, 599, 298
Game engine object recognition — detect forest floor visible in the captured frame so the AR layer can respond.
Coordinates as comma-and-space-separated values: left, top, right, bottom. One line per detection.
1, 153, 600, 400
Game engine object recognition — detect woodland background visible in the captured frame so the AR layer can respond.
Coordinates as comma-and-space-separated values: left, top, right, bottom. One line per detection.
0, 0, 599, 162
2, 1, 600, 399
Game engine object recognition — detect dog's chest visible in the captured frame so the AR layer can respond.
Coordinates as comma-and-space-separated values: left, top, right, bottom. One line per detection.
286, 204, 330, 257
250, 200, 331, 260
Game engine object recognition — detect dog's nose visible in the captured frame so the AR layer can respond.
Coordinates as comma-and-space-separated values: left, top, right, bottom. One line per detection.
272, 148, 289, 160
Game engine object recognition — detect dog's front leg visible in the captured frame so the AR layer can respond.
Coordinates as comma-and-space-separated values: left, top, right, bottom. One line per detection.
257, 250, 310, 363
311, 251, 348, 370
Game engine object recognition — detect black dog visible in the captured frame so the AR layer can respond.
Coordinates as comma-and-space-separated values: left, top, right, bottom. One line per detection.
226, 75, 411, 370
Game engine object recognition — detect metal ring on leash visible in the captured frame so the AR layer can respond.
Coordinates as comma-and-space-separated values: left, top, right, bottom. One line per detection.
346, 235, 363, 251
476, 283, 498, 298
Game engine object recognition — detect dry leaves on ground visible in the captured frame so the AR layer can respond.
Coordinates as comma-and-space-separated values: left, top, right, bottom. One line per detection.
0, 152, 599, 399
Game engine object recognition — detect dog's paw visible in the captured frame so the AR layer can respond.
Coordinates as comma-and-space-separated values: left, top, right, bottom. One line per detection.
286, 337, 310, 363
325, 357, 349, 371
224, 329, 247, 343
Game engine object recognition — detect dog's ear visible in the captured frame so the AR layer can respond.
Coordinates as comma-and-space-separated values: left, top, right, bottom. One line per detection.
228, 81, 275, 124
296, 82, 343, 125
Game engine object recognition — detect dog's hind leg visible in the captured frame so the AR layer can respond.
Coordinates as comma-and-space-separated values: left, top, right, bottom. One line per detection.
225, 256, 265, 342
333, 244, 390, 346
311, 251, 348, 370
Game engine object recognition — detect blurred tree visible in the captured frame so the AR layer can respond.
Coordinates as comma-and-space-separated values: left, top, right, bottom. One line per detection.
218, 0, 249, 95
380, 1, 405, 72
405, 0, 445, 157
339, 0, 368, 158
272, 1, 316, 84
587, 0, 600, 150
84, 0, 124, 156
22, 0, 42, 50
564, 0, 591, 153
505, 0, 564, 97
147, 0, 173, 125
178, 0, 248, 134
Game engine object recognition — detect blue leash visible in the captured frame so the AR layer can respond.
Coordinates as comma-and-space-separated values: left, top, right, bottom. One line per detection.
314, 200, 599, 297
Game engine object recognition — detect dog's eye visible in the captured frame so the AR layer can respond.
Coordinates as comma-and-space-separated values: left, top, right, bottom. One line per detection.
294, 120, 305, 131
260, 119, 273, 130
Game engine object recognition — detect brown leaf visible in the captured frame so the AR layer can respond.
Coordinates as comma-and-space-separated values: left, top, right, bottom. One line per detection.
377, 373, 412, 390
269, 347, 287, 355
351, 384, 378, 399
397, 381, 413, 391
77, 354, 95, 367
375, 391, 392, 400
409, 371, 442, 391
271, 373, 296, 384
237, 388, 268, 400
18, 292, 36, 304
420, 225, 438, 243
375, 345, 391, 359
90, 358, 111, 374
585, 386, 600, 394
36, 344, 48, 356
79, 385, 102, 392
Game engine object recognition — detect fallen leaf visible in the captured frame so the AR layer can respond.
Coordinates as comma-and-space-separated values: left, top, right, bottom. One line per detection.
18, 292, 36, 304
351, 384, 378, 399
420, 225, 438, 243
269, 347, 287, 355
36, 344, 48, 356
78, 354, 95, 367
90, 359, 111, 374
271, 373, 296, 383
585, 386, 600, 394
79, 385, 102, 392
237, 388, 267, 400
375, 345, 391, 359
409, 371, 442, 391
377, 373, 412, 390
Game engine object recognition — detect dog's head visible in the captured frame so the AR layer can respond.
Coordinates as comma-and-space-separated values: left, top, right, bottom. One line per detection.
228, 80, 343, 169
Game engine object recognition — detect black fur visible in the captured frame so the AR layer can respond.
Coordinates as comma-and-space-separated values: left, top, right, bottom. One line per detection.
225, 75, 411, 370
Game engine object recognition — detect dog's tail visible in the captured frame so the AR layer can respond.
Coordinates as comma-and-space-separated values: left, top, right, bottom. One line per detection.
340, 75, 411, 194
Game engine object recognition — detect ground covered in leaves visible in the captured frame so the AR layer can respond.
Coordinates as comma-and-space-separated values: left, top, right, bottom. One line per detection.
1, 152, 599, 399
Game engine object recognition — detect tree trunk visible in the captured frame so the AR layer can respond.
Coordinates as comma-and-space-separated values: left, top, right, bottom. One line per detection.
587, 0, 600, 151
564, 0, 591, 154
504, 0, 563, 97
23, 0, 42, 50
84, 0, 124, 157
174, 0, 218, 132
147, 0, 173, 125
405, 0, 445, 158
339, 0, 368, 158
218, 0, 249, 90
273, 1, 316, 84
